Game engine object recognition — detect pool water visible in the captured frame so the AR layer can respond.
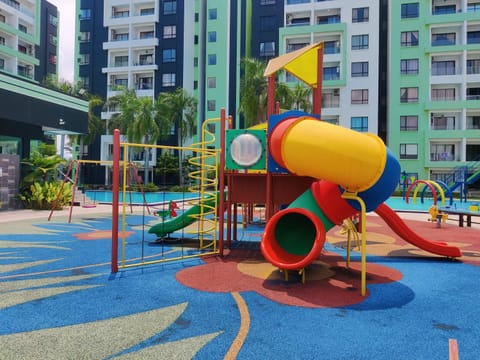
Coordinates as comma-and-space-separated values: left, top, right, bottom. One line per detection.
384, 197, 477, 212
84, 190, 199, 205
84, 190, 478, 213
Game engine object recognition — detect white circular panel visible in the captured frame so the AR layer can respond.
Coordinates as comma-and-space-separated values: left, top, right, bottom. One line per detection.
230, 133, 263, 167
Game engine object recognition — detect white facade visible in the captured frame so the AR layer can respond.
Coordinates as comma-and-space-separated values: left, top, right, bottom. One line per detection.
0, 0, 39, 80
281, 0, 380, 133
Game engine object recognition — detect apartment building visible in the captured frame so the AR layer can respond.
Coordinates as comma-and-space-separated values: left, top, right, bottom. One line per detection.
389, 0, 480, 182
0, 0, 88, 209
280, 0, 388, 140
76, 0, 192, 181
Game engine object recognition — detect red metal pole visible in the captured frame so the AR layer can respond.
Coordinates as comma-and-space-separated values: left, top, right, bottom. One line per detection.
267, 75, 276, 117
218, 109, 227, 256
313, 45, 324, 117
111, 129, 120, 273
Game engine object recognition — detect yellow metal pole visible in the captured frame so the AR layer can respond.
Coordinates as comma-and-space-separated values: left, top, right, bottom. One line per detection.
341, 192, 367, 296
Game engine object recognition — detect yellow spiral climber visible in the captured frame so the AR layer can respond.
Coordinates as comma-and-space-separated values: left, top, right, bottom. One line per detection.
188, 118, 221, 250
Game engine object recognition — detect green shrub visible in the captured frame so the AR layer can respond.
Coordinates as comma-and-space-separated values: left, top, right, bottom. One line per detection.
19, 181, 72, 210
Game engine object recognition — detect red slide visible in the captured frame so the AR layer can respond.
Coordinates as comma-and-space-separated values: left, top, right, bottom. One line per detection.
374, 203, 462, 258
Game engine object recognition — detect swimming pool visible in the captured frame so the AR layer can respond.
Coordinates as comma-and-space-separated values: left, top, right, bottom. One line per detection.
385, 196, 477, 212
84, 190, 478, 212
84, 190, 199, 205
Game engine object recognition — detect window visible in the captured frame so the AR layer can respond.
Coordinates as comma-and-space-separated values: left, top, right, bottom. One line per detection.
114, 56, 128, 67
466, 144, 480, 161
432, 33, 456, 46
78, 54, 89, 65
163, 25, 176, 39
79, 9, 91, 20
0, 36, 5, 46
162, 49, 176, 63
317, 15, 340, 24
430, 144, 454, 161
467, 116, 480, 129
49, 34, 58, 46
401, 59, 419, 74
400, 144, 418, 159
209, 8, 217, 20
433, 5, 456, 15
351, 34, 369, 50
80, 77, 90, 88
207, 77, 216, 88
138, 77, 153, 90
400, 116, 418, 131
351, 89, 368, 104
207, 100, 216, 111
431, 115, 455, 130
260, 16, 276, 31
163, 1, 177, 15
113, 33, 129, 41
467, 87, 480, 100
468, 3, 480, 12
400, 87, 418, 103
351, 62, 368, 77
139, 54, 153, 65
324, 40, 340, 54
467, 59, 480, 74
401, 3, 419, 18
352, 7, 369, 23
79, 32, 91, 42
208, 54, 217, 65
194, 57, 198, 67
208, 31, 216, 42
323, 89, 340, 108
401, 31, 419, 46
48, 14, 58, 26
432, 88, 455, 101
290, 17, 310, 26
0, 58, 4, 70
18, 45, 27, 54
323, 66, 340, 80
260, 42, 275, 57
18, 24, 27, 33
261, 0, 276, 4
140, 8, 154, 16
162, 73, 175, 87
351, 117, 368, 132
113, 78, 128, 88
287, 43, 308, 52
0, 14, 5, 23
112, 9, 129, 18
431, 60, 455, 75
467, 31, 480, 44
140, 31, 154, 39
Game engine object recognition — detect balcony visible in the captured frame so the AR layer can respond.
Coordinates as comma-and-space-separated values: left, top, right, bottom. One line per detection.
431, 33, 456, 46
467, 59, 480, 74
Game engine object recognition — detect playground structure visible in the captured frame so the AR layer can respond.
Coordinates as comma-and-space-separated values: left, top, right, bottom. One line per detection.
225, 42, 462, 295
105, 41, 462, 296
54, 41, 463, 296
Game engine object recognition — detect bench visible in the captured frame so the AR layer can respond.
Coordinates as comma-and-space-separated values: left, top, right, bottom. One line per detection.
440, 208, 480, 227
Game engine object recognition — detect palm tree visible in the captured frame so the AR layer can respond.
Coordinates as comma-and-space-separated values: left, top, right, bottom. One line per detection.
275, 80, 294, 110
291, 82, 312, 113
239, 57, 268, 127
104, 88, 159, 183
155, 88, 197, 186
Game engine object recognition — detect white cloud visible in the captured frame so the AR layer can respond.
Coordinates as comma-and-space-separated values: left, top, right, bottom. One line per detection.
49, 0, 76, 82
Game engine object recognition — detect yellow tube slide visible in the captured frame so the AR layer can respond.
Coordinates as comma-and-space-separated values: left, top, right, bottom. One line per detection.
270, 117, 387, 192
